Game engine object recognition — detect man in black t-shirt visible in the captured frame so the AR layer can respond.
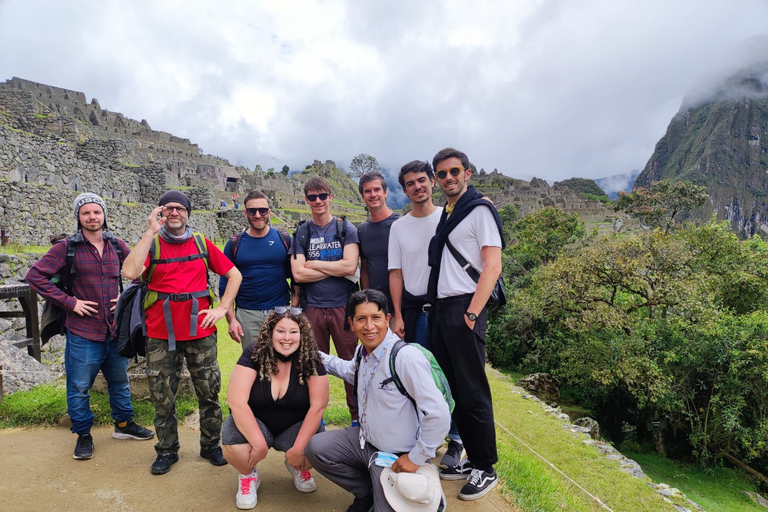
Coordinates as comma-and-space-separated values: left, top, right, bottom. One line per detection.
357, 172, 399, 314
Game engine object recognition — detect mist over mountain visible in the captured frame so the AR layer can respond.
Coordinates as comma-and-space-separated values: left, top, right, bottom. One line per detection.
635, 35, 768, 236
595, 170, 641, 199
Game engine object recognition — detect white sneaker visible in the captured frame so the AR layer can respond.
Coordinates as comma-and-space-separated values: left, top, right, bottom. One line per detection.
284, 459, 317, 493
236, 469, 260, 509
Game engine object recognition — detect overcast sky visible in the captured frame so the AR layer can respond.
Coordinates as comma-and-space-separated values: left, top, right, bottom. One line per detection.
1, 0, 767, 184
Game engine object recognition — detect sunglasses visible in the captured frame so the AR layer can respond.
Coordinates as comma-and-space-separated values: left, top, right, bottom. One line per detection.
436, 167, 464, 180
245, 207, 269, 217
163, 205, 188, 214
275, 306, 302, 315
306, 193, 330, 202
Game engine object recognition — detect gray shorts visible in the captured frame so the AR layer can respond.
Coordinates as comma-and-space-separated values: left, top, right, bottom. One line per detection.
222, 414, 326, 452
236, 308, 272, 353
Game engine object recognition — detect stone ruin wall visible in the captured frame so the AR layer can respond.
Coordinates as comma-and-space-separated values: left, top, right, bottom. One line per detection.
0, 180, 219, 246
0, 125, 142, 202
473, 172, 613, 223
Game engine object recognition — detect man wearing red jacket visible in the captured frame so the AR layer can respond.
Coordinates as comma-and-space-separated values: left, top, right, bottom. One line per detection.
123, 190, 242, 475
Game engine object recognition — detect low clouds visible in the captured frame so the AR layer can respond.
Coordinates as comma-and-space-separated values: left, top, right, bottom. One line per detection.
1, 0, 767, 182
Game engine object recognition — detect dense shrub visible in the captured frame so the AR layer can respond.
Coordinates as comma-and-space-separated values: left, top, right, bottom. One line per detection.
489, 218, 768, 466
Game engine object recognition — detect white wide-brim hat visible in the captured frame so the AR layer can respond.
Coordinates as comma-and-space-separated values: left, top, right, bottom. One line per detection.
380, 463, 444, 512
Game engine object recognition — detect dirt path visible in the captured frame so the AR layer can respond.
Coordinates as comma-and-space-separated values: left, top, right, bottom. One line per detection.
0, 425, 516, 512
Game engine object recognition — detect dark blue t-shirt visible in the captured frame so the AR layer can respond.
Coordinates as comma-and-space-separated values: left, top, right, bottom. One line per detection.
219, 228, 290, 310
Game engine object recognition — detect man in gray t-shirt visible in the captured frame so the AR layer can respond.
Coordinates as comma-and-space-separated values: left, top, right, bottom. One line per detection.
356, 171, 399, 313
290, 176, 360, 421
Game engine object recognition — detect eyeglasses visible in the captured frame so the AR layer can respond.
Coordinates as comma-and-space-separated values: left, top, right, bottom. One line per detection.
275, 306, 302, 315
163, 205, 188, 214
245, 207, 269, 217
306, 193, 329, 202
436, 167, 464, 180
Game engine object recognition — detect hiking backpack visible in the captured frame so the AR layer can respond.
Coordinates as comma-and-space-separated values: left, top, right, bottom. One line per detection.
40, 235, 124, 344
353, 338, 455, 416
229, 228, 292, 265
115, 282, 146, 358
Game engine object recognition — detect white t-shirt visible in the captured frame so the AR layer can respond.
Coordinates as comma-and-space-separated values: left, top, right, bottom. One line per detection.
388, 207, 442, 297
437, 206, 502, 298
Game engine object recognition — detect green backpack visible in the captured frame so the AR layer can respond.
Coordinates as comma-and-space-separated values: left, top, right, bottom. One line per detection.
354, 338, 455, 415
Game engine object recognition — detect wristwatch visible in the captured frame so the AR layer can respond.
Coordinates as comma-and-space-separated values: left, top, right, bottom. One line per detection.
465, 311, 477, 322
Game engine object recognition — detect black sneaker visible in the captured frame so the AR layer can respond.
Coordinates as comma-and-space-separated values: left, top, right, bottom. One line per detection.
73, 433, 94, 460
439, 457, 474, 480
113, 420, 154, 440
458, 468, 498, 500
440, 439, 464, 468
200, 446, 228, 466
346, 491, 374, 512
151, 453, 179, 475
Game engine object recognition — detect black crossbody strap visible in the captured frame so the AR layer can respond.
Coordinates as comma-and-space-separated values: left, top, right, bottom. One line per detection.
444, 238, 481, 283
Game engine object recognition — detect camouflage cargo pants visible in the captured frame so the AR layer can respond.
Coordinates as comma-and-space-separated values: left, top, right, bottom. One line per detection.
145, 334, 222, 455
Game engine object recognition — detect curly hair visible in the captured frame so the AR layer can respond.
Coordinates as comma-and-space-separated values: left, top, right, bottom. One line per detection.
250, 311, 321, 385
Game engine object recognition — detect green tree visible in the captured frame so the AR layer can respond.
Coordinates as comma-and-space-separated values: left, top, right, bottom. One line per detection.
348, 153, 381, 178
614, 180, 708, 232
281, 165, 290, 176
489, 218, 768, 467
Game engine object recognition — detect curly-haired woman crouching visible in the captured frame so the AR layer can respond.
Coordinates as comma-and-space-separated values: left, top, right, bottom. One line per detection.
222, 307, 329, 509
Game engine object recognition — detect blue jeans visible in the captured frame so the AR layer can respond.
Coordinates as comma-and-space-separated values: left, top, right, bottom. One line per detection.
65, 330, 133, 434
412, 310, 431, 351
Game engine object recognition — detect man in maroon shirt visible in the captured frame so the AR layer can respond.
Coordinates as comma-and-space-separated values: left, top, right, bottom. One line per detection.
26, 193, 154, 461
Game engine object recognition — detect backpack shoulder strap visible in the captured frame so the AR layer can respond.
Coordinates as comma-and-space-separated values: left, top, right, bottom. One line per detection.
230, 231, 245, 265
192, 233, 210, 272
279, 230, 291, 253
146, 235, 162, 282
352, 345, 365, 409
64, 235, 77, 282
297, 220, 313, 258
386, 339, 418, 414
337, 215, 348, 244
108, 237, 125, 293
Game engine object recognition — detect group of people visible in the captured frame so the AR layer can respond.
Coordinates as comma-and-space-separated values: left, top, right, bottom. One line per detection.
26, 147, 504, 512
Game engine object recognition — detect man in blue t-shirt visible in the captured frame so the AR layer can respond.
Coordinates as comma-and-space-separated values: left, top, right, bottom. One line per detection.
220, 190, 298, 351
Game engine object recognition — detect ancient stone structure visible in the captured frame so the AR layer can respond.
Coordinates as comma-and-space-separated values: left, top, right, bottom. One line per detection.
0, 77, 268, 244
470, 170, 611, 223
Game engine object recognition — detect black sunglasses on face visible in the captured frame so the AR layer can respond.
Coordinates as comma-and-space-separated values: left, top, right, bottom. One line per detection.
436, 167, 464, 180
245, 207, 269, 217
306, 193, 329, 202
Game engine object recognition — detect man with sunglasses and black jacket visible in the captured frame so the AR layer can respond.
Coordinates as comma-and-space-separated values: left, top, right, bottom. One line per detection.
426, 148, 504, 501
220, 190, 299, 352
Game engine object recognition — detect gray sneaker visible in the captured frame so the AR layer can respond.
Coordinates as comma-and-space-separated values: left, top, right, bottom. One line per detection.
440, 439, 464, 468
113, 420, 154, 440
